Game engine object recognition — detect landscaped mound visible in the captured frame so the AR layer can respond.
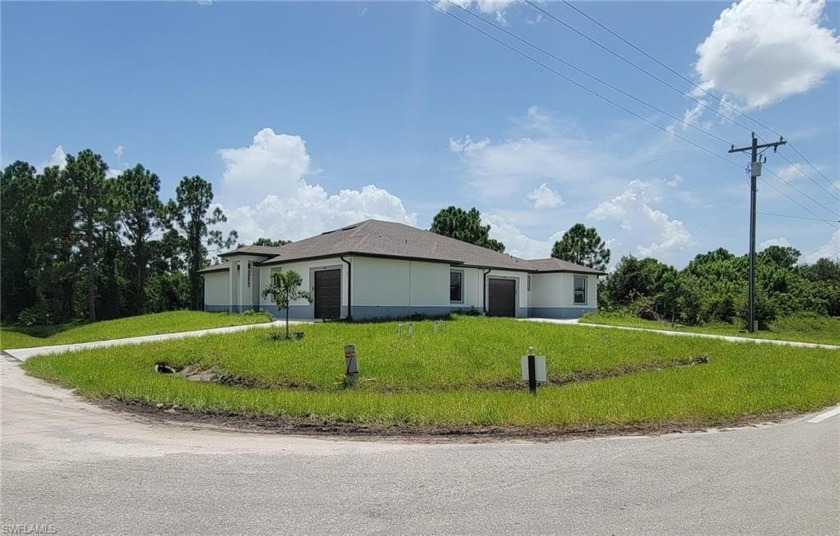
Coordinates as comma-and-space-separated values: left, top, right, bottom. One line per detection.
22, 317, 840, 436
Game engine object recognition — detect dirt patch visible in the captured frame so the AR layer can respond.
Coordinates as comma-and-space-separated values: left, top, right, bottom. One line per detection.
95, 397, 794, 444
162, 355, 711, 393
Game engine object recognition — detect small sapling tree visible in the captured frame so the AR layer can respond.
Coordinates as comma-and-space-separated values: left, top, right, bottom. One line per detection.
262, 269, 311, 340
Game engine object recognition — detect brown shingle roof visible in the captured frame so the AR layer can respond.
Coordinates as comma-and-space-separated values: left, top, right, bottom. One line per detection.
243, 219, 602, 274
219, 245, 286, 258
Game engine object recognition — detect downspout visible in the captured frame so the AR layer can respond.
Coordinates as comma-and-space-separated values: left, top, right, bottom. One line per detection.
340, 255, 352, 321
482, 269, 491, 314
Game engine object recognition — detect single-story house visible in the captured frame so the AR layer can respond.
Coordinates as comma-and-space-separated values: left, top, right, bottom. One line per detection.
200, 219, 604, 321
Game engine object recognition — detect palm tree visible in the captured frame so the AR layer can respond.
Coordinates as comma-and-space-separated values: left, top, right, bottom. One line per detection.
262, 269, 312, 339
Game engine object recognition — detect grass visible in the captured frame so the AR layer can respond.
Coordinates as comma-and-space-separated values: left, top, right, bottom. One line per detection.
580, 312, 840, 346
1, 310, 273, 350
22, 317, 840, 431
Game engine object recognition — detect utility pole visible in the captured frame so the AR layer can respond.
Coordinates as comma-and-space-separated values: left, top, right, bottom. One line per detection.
729, 133, 786, 333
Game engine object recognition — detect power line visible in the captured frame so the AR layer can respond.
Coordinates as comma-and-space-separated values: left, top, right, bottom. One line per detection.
538, 0, 840, 199
550, 0, 781, 138
431, 1, 839, 233
426, 0, 742, 169
764, 166, 839, 219
443, 0, 734, 147
758, 212, 840, 223
522, 0, 756, 138
759, 179, 840, 231
787, 143, 840, 195
772, 151, 840, 202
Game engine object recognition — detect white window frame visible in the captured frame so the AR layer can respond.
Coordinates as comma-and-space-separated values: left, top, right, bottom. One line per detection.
450, 269, 464, 304
573, 275, 587, 305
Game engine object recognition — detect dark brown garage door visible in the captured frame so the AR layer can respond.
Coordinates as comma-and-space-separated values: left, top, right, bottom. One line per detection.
488, 278, 516, 317
314, 269, 341, 319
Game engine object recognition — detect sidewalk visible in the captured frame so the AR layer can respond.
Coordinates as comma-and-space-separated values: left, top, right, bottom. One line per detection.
3, 320, 306, 362
523, 318, 840, 350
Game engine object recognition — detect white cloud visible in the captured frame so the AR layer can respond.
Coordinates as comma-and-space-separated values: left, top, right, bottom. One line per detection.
450, 134, 617, 199
761, 237, 792, 249
587, 180, 692, 257
695, 0, 840, 109
482, 214, 559, 259
39, 145, 66, 171
218, 128, 311, 205
802, 229, 840, 263
215, 129, 416, 243
527, 183, 563, 209
774, 163, 809, 181
437, 0, 520, 24
113, 145, 124, 161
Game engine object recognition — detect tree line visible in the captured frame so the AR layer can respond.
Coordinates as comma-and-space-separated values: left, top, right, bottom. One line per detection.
1, 151, 237, 325
428, 205, 837, 327
600, 246, 839, 327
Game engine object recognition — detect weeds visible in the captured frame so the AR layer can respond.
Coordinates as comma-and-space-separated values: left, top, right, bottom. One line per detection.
22, 317, 840, 429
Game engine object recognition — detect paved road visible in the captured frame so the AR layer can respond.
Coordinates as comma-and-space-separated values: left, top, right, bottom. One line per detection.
2, 355, 838, 535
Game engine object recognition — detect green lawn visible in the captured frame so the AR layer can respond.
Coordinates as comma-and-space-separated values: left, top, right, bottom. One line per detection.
580, 312, 840, 346
1, 310, 272, 350
23, 317, 840, 431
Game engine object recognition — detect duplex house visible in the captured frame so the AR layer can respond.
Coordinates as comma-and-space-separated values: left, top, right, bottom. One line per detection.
201, 219, 603, 320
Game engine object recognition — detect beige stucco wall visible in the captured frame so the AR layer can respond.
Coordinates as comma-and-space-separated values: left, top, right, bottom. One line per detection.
529, 273, 598, 309
203, 270, 230, 308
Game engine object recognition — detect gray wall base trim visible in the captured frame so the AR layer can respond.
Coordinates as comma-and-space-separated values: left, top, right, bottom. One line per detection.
528, 307, 596, 319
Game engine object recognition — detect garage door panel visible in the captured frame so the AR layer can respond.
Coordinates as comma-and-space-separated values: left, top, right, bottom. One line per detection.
314, 269, 341, 319
488, 278, 516, 317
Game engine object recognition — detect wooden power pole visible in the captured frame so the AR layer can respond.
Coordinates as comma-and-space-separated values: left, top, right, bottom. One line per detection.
729, 133, 786, 333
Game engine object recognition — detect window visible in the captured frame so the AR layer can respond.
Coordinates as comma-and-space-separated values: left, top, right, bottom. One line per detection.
574, 276, 587, 305
247, 262, 251, 288
450, 270, 463, 303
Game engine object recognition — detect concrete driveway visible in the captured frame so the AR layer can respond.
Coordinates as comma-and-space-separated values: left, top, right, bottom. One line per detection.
2, 354, 838, 535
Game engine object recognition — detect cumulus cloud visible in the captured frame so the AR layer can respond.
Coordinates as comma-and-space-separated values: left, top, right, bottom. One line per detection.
218, 128, 311, 205
761, 237, 792, 249
437, 0, 520, 24
774, 163, 809, 182
695, 0, 840, 109
113, 145, 124, 161
450, 134, 617, 199
802, 229, 840, 263
39, 145, 67, 171
587, 180, 692, 256
482, 213, 559, 259
215, 129, 415, 243
526, 183, 563, 209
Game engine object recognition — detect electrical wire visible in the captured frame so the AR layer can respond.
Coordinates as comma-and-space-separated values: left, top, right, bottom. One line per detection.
764, 166, 839, 219
444, 0, 734, 147
522, 0, 757, 137
427, 0, 741, 169
537, 0, 840, 198
430, 1, 839, 231
758, 212, 840, 223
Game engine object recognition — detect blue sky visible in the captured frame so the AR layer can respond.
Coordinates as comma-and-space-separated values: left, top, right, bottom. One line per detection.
3, 0, 839, 267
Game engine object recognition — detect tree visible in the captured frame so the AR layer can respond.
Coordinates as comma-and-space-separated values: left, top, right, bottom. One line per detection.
262, 269, 312, 340
429, 206, 505, 252
64, 149, 116, 321
237, 238, 290, 248
171, 176, 237, 310
551, 223, 610, 271
115, 164, 165, 315
0, 161, 38, 321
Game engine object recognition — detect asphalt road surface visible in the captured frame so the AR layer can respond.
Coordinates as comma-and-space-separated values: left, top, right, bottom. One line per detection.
1, 354, 838, 535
